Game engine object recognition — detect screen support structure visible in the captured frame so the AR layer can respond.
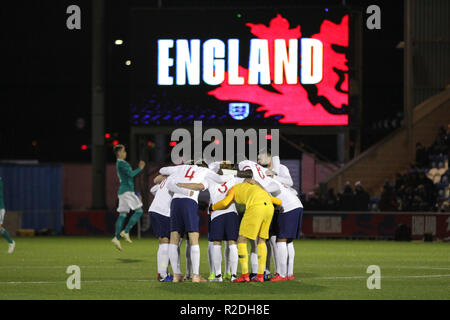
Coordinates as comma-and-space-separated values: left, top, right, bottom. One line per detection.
92, 0, 106, 209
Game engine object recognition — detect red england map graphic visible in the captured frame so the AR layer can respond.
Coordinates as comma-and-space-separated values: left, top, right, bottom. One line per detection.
208, 14, 349, 126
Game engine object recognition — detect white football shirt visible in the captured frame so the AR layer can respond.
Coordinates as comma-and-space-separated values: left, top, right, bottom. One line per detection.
205, 176, 244, 221
238, 160, 280, 193
148, 178, 173, 217
159, 165, 231, 203
270, 178, 303, 212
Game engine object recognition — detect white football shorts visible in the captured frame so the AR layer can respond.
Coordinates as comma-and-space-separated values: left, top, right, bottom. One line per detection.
117, 192, 143, 213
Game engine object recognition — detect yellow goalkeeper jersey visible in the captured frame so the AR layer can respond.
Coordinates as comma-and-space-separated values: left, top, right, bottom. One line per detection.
212, 182, 281, 211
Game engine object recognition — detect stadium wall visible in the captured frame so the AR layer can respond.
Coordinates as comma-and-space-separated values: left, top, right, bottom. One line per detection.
301, 153, 338, 194
0, 164, 63, 233
62, 163, 160, 211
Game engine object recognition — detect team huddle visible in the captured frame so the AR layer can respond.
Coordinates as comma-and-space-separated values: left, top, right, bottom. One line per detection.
112, 144, 303, 283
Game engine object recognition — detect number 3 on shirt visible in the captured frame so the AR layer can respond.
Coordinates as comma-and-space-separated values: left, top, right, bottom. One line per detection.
218, 182, 228, 193
185, 167, 195, 181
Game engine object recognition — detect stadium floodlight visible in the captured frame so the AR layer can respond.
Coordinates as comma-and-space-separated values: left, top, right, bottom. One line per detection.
114, 39, 123, 45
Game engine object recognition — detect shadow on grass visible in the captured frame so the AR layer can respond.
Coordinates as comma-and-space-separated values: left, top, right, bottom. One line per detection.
116, 258, 145, 264
155, 278, 327, 299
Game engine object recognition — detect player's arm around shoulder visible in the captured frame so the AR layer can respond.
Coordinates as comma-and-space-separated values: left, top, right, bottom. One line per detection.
150, 184, 159, 196
206, 169, 232, 183
176, 182, 205, 191
159, 165, 178, 176
211, 186, 236, 211
276, 165, 294, 187
270, 195, 282, 207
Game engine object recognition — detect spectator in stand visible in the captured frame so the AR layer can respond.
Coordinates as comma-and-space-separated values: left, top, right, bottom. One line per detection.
437, 198, 450, 212
413, 185, 433, 211
324, 188, 338, 211
415, 142, 429, 168
353, 181, 370, 211
419, 172, 436, 206
441, 170, 450, 185
427, 161, 447, 184
338, 182, 354, 211
446, 124, 450, 155
379, 181, 398, 211
431, 126, 449, 155
305, 191, 321, 210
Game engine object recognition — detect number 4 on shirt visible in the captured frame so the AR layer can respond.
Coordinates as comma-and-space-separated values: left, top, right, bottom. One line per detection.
185, 167, 195, 181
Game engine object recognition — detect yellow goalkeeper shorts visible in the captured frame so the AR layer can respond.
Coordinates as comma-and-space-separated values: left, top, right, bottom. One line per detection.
239, 203, 274, 240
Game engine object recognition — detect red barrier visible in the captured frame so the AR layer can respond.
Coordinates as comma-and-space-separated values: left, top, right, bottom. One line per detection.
64, 210, 110, 235
301, 212, 450, 240
63, 209, 450, 240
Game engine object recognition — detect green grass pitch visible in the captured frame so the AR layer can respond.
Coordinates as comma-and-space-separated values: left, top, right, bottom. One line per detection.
0, 237, 449, 300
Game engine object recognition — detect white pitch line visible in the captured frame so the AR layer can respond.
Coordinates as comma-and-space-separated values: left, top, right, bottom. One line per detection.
3, 279, 154, 284
313, 274, 450, 280
2, 274, 450, 285
0, 266, 137, 269
1, 265, 450, 270
299, 264, 450, 270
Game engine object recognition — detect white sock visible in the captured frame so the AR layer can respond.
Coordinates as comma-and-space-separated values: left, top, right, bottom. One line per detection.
158, 243, 170, 278
269, 235, 278, 274
224, 241, 231, 274
213, 244, 222, 276
250, 240, 258, 274
228, 244, 238, 276
208, 241, 214, 274
287, 242, 295, 276
276, 242, 288, 277
185, 241, 192, 276
168, 244, 180, 274
190, 244, 201, 275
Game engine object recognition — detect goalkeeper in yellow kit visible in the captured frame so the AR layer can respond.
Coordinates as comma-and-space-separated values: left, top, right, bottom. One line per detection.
211, 178, 282, 283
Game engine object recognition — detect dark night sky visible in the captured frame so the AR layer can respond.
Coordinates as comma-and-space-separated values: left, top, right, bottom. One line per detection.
0, 0, 403, 163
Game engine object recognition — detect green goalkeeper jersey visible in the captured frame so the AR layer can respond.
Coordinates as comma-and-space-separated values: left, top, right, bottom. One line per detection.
0, 177, 4, 210
116, 159, 142, 195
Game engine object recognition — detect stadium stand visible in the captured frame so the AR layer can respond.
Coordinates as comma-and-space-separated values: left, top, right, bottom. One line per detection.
323, 88, 450, 197
308, 124, 450, 212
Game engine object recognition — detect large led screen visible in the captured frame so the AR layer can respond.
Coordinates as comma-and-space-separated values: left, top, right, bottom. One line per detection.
130, 8, 349, 126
